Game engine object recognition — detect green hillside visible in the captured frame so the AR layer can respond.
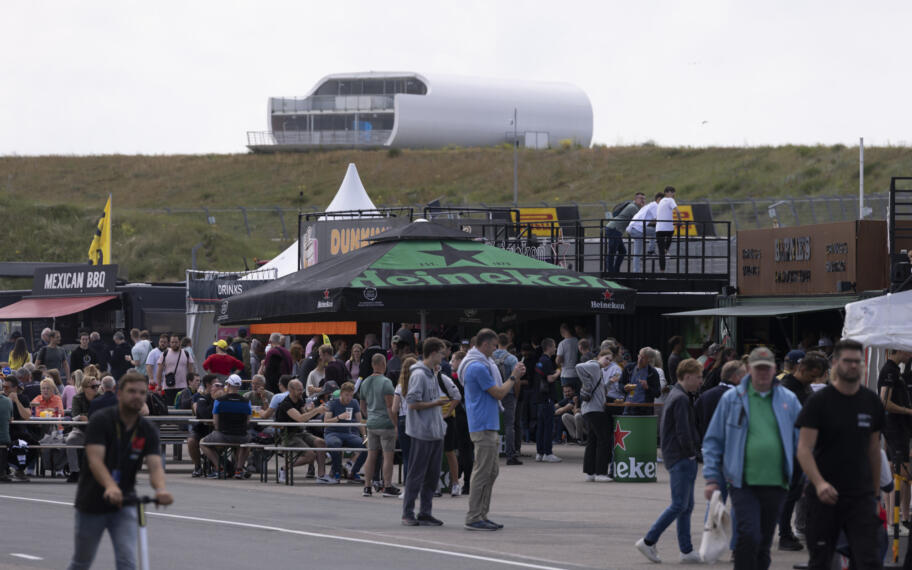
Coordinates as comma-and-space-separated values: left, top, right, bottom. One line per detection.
1, 144, 910, 282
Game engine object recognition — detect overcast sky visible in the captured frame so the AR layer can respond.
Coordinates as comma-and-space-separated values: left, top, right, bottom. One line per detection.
2, 0, 909, 155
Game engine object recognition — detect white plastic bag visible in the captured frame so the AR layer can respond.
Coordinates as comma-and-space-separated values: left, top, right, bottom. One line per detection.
698, 489, 732, 564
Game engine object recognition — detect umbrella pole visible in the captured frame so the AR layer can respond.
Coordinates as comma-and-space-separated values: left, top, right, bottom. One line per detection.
419, 310, 427, 341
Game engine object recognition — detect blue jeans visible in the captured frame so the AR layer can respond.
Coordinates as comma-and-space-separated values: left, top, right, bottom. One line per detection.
535, 400, 553, 455
68, 507, 138, 570
325, 431, 367, 478
605, 227, 626, 272
645, 457, 696, 553
628, 227, 656, 273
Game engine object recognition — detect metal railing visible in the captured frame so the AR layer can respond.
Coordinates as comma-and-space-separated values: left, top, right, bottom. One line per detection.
455, 218, 732, 290
247, 129, 392, 147
269, 95, 395, 114
138, 194, 883, 261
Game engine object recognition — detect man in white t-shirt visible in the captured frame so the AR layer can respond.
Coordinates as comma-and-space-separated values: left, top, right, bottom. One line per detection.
144, 334, 169, 385
654, 186, 680, 271
626, 193, 662, 272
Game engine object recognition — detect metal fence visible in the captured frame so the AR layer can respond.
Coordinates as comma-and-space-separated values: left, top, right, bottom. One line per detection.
141, 192, 889, 246
246, 129, 392, 147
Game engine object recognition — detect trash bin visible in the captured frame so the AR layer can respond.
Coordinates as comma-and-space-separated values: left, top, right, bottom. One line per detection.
612, 415, 658, 482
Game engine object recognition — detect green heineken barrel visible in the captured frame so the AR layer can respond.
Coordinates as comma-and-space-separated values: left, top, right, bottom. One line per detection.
612, 415, 658, 482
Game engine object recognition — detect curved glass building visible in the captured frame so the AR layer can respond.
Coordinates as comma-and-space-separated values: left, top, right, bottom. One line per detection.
247, 72, 593, 151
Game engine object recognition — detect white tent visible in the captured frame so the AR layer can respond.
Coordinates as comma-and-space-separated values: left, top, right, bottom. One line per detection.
250, 163, 377, 279
843, 290, 912, 351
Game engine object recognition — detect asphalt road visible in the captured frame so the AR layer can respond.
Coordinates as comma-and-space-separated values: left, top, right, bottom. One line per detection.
0, 444, 810, 570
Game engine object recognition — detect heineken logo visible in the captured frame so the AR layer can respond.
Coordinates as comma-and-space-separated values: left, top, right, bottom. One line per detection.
350, 269, 616, 290
614, 457, 657, 480
614, 422, 631, 450
316, 289, 333, 310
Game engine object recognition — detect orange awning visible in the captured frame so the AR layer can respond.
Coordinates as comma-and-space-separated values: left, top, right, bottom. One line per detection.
249, 322, 357, 336
0, 295, 117, 319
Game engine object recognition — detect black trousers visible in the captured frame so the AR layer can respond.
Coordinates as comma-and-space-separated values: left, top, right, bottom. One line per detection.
582, 411, 611, 476
730, 485, 786, 570
778, 462, 805, 538
656, 230, 674, 271
806, 491, 882, 570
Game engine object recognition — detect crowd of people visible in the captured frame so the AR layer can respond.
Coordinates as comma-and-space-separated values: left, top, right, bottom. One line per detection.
0, 323, 905, 567
636, 338, 901, 570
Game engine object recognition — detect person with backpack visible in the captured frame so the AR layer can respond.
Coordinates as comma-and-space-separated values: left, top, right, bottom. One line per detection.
229, 328, 252, 379
492, 333, 521, 465
605, 192, 645, 273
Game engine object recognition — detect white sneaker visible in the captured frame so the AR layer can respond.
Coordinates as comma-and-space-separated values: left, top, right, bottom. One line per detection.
541, 454, 562, 463
535, 454, 543, 462
595, 475, 613, 482
635, 538, 661, 563
585, 474, 596, 482
278, 467, 286, 484
679, 551, 702, 564
451, 483, 462, 497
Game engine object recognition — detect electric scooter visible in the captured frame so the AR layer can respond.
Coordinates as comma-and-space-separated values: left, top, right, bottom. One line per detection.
122, 494, 158, 570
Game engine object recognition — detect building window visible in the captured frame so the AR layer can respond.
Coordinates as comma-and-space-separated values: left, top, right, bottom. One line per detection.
315, 80, 338, 96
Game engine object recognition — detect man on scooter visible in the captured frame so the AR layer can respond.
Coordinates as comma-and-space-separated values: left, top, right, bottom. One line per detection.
68, 372, 173, 569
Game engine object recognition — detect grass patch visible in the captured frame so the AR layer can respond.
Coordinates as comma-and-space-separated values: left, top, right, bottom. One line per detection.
0, 144, 907, 279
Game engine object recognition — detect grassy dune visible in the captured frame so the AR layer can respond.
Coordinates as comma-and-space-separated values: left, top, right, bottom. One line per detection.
1, 145, 910, 282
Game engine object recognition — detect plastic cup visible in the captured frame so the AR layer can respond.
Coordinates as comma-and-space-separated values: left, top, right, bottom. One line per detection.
345, 407, 353, 419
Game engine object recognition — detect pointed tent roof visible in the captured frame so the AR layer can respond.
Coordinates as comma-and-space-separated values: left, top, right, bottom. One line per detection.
320, 163, 377, 217
251, 163, 378, 278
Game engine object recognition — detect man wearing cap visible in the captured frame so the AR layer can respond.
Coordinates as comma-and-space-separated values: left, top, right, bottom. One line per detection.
701, 343, 721, 373
702, 347, 802, 570
203, 339, 244, 381
777, 349, 805, 381
200, 374, 253, 479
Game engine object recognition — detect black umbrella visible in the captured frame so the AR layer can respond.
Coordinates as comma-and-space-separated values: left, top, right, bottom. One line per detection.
220, 220, 635, 325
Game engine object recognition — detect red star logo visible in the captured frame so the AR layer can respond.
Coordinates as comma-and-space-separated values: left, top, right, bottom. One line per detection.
614, 421, 631, 451
603, 290, 613, 301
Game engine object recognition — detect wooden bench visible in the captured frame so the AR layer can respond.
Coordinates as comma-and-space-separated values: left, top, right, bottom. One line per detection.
260, 446, 402, 486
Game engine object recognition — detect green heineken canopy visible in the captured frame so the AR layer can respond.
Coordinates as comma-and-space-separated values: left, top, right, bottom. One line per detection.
220, 220, 635, 324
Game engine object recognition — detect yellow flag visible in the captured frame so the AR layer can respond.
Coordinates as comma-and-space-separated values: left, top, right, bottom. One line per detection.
88, 195, 112, 265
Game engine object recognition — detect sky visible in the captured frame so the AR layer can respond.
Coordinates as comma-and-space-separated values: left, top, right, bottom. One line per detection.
2, 0, 910, 155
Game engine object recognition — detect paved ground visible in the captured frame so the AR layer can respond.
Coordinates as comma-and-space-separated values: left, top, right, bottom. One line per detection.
0, 443, 810, 570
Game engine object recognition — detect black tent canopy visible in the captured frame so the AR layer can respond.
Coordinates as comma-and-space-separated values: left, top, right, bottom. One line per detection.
221, 221, 635, 325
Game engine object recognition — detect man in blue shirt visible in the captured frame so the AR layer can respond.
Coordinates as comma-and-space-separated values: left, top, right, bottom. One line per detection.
459, 329, 525, 531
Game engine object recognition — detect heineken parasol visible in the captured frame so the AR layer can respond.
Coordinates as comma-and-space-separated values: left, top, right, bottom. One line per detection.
221, 220, 636, 324
613, 415, 658, 482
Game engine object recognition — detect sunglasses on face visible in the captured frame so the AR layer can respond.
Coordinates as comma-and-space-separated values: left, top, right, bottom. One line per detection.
87, 384, 100, 389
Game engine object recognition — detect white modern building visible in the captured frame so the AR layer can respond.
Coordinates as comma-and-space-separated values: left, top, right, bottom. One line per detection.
247, 72, 593, 151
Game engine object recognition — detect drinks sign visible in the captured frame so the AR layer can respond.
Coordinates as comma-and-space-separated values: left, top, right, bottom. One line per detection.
33, 264, 117, 297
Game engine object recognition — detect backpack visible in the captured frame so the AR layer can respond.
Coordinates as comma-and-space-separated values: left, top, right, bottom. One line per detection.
230, 339, 250, 376
493, 352, 511, 383
146, 392, 169, 416
611, 200, 632, 218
